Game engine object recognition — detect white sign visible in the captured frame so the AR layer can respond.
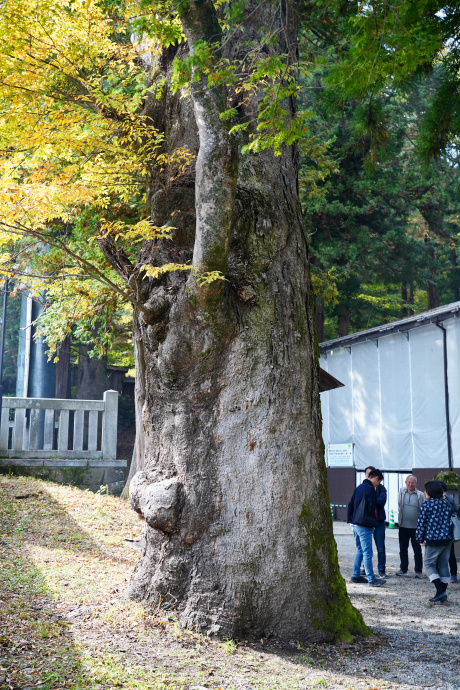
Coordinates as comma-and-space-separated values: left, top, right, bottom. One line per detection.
327, 443, 354, 467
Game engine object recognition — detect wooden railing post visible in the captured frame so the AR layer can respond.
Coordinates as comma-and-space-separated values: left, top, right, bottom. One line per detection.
102, 390, 118, 461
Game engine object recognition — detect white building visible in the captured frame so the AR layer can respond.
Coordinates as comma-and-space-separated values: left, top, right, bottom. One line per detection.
320, 302, 460, 519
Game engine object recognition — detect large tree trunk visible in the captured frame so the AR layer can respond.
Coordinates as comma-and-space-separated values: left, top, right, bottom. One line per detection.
101, 0, 365, 642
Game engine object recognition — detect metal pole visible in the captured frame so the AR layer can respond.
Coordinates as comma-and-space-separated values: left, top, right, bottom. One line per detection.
435, 321, 453, 471
23, 294, 32, 397
0, 279, 9, 432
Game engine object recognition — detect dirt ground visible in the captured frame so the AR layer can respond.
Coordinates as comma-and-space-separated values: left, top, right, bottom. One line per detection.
48, 523, 460, 689
1, 476, 460, 690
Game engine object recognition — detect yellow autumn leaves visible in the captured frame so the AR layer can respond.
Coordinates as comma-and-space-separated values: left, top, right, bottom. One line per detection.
0, 0, 199, 356
0, 0, 192, 245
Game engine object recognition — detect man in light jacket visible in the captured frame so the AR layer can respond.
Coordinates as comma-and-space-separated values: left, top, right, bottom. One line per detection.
397, 474, 425, 578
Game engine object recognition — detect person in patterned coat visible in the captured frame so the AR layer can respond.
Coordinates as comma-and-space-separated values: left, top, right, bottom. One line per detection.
416, 480, 457, 603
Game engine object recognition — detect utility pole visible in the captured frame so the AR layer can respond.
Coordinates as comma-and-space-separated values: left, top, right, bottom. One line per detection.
0, 279, 9, 432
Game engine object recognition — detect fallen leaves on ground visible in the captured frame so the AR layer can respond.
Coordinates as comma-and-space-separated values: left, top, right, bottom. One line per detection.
1, 475, 449, 690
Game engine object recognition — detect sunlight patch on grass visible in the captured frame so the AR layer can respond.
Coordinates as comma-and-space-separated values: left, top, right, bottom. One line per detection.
1, 475, 358, 690
101, 599, 147, 626
81, 654, 190, 689
27, 542, 135, 603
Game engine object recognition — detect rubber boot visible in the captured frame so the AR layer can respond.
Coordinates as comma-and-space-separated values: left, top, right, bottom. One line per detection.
429, 578, 447, 603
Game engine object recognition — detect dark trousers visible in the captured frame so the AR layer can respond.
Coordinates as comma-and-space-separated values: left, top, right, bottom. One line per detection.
449, 543, 458, 577
399, 526, 423, 573
373, 520, 386, 573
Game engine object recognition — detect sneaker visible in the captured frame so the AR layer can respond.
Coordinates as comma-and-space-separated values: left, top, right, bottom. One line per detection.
414, 572, 423, 579
359, 568, 366, 577
378, 571, 389, 579
451, 576, 458, 583
368, 579, 385, 588
350, 576, 368, 584
395, 570, 409, 577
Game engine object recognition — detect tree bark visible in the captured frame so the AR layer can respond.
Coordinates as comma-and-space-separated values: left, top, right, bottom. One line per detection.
315, 296, 325, 343
401, 284, 407, 314
76, 344, 107, 400
55, 336, 71, 399
427, 281, 438, 310
449, 248, 460, 302
102, 0, 365, 642
337, 312, 349, 337
420, 208, 445, 310
408, 283, 414, 314
402, 284, 415, 316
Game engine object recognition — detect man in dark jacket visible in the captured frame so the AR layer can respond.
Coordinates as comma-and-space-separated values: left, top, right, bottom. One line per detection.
347, 469, 385, 587
364, 465, 388, 578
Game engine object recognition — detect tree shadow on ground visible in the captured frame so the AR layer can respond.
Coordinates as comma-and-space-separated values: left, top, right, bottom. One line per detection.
0, 522, 91, 689
0, 474, 132, 566
0, 477, 191, 690
5, 476, 460, 689
0, 476, 134, 689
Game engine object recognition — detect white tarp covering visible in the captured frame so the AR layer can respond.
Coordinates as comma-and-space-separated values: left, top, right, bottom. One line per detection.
379, 333, 412, 469
446, 318, 460, 463
326, 347, 353, 445
321, 322, 457, 470
409, 325, 446, 467
351, 341, 380, 467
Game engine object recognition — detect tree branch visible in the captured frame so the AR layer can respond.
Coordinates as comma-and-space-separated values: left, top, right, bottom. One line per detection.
179, 0, 238, 305
0, 221, 149, 313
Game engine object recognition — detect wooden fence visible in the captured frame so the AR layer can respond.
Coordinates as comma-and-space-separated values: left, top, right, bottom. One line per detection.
0, 390, 126, 468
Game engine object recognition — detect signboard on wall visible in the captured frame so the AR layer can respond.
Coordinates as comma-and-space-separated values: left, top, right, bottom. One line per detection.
327, 443, 354, 467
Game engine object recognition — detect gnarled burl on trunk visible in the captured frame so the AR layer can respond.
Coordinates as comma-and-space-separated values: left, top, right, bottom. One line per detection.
101, 0, 366, 642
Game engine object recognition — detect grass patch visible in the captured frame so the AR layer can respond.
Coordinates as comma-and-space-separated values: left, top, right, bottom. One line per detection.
0, 475, 381, 690
0, 475, 185, 689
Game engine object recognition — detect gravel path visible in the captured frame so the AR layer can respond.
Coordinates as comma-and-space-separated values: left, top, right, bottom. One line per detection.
334, 523, 460, 689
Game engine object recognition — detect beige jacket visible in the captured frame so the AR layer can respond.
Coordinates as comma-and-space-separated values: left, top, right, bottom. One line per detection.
397, 487, 425, 525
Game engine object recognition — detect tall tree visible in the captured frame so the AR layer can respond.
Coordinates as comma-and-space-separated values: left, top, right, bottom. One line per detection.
301, 90, 424, 338
318, 0, 460, 162
299, 4, 460, 338
0, 0, 364, 640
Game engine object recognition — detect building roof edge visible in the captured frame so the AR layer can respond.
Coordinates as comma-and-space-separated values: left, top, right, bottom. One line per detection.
319, 301, 460, 352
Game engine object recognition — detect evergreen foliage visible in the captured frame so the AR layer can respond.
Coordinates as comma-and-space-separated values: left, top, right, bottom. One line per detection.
299, 4, 460, 339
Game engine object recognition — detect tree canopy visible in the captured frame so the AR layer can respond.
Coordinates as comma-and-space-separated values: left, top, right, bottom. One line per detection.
310, 0, 460, 162
0, 0, 325, 355
2, 0, 458, 349
299, 1, 460, 339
